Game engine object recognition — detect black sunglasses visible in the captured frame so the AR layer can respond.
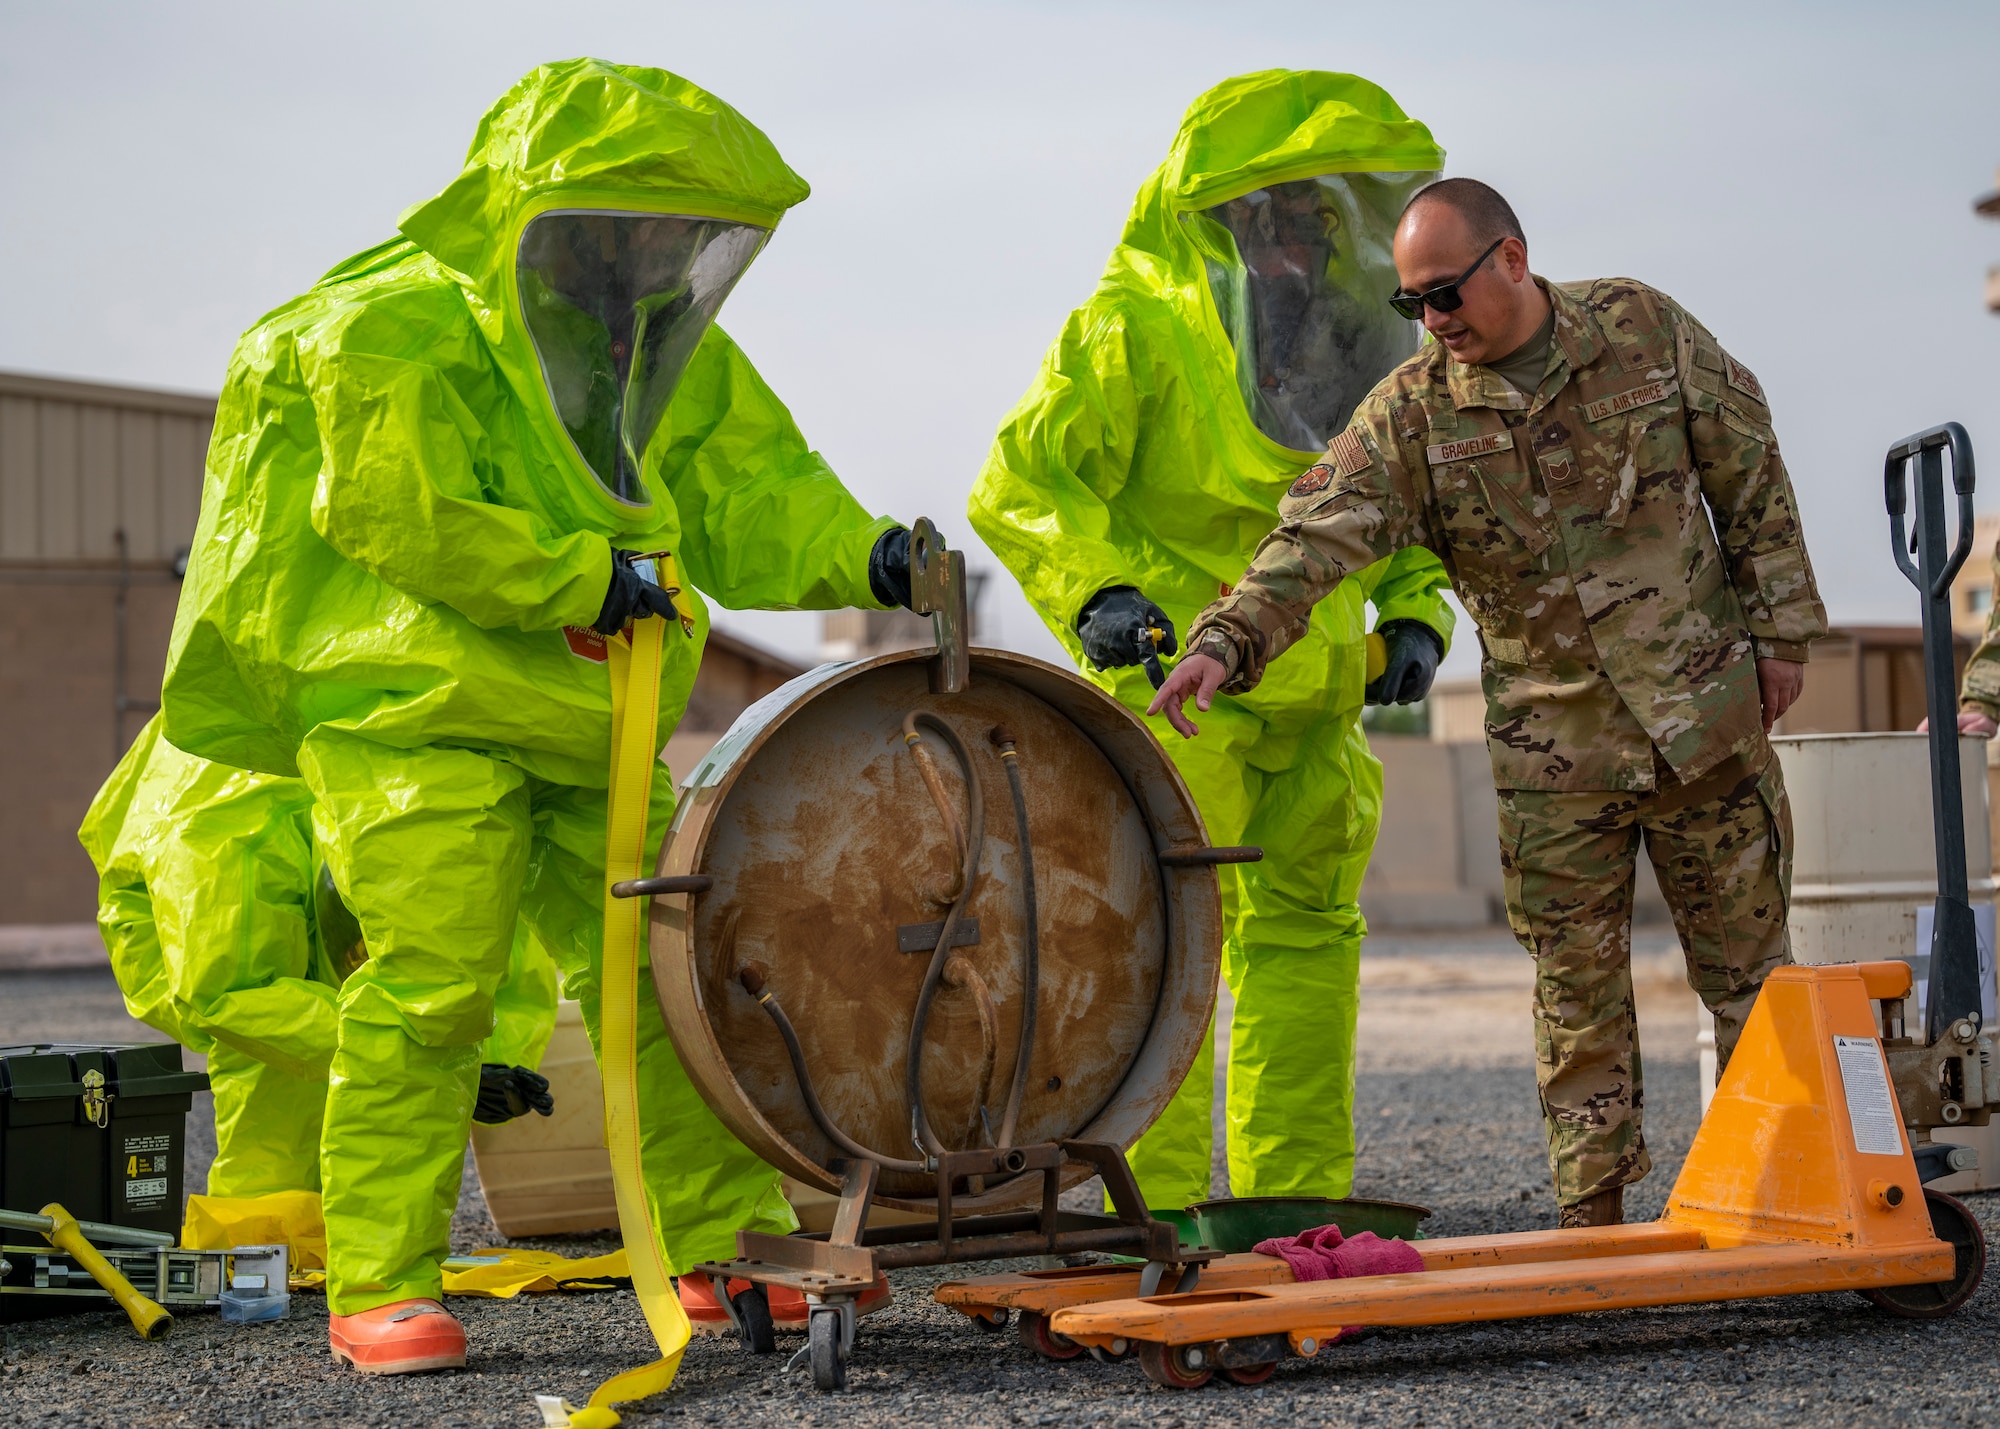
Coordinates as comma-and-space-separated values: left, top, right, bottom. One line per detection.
1388, 237, 1506, 320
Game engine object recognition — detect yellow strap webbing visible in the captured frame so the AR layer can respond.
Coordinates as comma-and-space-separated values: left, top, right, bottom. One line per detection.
551, 612, 687, 1429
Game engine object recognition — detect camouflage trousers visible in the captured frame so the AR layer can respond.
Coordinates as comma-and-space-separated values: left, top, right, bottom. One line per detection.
1499, 749, 1793, 1206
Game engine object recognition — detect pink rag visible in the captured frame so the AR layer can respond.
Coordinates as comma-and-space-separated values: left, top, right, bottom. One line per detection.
1252, 1223, 1424, 1282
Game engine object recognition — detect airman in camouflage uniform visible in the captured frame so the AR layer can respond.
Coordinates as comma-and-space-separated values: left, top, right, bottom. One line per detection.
1955, 554, 2000, 732
1174, 269, 1827, 1218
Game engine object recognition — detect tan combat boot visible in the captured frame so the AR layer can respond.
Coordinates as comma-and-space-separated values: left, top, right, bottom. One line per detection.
1558, 1186, 1623, 1229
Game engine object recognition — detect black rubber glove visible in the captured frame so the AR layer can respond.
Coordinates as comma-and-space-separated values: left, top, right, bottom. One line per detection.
473, 1064, 554, 1125
594, 549, 682, 635
868, 526, 914, 609
1365, 620, 1445, 706
1076, 587, 1178, 672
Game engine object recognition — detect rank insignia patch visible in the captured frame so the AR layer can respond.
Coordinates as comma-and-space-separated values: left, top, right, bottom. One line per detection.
1723, 352, 1765, 403
1288, 463, 1336, 498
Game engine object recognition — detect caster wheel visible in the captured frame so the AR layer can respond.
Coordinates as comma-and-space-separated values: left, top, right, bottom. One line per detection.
809, 1308, 846, 1391
1137, 1340, 1213, 1390
1017, 1310, 1085, 1361
1865, 1188, 1986, 1318
732, 1286, 776, 1354
966, 1307, 1011, 1332
1221, 1361, 1277, 1386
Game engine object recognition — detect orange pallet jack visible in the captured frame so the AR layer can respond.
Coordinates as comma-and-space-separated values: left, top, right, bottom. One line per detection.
938, 423, 1994, 1389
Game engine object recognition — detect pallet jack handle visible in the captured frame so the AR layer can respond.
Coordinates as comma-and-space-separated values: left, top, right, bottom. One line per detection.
1885, 421, 1983, 1042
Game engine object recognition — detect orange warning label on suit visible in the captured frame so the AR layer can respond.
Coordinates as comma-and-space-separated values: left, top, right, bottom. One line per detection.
563, 626, 610, 663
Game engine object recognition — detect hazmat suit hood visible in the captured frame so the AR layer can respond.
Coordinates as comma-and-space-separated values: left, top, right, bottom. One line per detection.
398, 59, 811, 514
1123, 70, 1444, 451
166, 58, 890, 783
966, 71, 1455, 1208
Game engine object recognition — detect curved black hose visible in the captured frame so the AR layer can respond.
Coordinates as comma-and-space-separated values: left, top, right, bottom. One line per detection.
901, 713, 984, 1158
739, 965, 929, 1174
990, 730, 1040, 1148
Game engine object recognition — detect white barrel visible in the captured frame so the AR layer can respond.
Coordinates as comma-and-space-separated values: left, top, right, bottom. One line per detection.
1777, 733, 1995, 966
1760, 733, 1998, 1191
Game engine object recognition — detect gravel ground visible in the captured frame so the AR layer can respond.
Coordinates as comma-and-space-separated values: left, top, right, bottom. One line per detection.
6, 943, 1999, 1428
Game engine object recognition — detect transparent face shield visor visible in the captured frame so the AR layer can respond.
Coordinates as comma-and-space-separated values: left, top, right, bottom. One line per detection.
518, 210, 770, 506
1188, 171, 1437, 452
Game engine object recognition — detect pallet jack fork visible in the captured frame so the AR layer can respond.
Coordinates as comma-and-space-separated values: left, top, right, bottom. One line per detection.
936, 426, 1993, 1389
1032, 959, 1981, 1387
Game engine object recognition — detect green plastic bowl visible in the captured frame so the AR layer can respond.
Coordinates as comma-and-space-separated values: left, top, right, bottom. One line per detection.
1187, 1196, 1432, 1253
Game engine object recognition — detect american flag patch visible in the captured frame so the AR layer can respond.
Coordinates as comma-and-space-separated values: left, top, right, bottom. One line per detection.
1328, 426, 1371, 477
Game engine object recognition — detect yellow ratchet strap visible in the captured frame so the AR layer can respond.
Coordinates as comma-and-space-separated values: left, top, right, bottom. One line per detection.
541, 612, 687, 1429
634, 550, 698, 637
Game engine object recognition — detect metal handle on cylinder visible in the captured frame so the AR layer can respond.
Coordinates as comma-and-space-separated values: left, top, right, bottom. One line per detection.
909, 516, 970, 695
610, 875, 715, 900
1157, 846, 1265, 867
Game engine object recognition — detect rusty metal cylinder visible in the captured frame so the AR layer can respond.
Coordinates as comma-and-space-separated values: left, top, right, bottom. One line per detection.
647, 648, 1222, 1213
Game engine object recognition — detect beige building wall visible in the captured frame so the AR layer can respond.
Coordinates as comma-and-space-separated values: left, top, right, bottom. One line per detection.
0, 370, 213, 925
0, 368, 818, 926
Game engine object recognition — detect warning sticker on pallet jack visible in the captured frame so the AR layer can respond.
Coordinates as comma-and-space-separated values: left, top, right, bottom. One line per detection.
1833, 1036, 1904, 1157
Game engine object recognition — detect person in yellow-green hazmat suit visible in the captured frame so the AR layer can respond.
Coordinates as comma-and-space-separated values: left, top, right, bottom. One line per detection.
79, 715, 558, 1215
967, 70, 1454, 1214
161, 60, 923, 1370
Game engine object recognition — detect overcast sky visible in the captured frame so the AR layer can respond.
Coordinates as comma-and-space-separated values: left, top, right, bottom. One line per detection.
4, 0, 1998, 677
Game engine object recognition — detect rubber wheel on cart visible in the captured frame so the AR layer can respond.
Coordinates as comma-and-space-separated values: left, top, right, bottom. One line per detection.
967, 1307, 1011, 1332
1138, 1340, 1214, 1390
732, 1286, 776, 1354
809, 1308, 846, 1391
1221, 1360, 1277, 1386
1017, 1310, 1085, 1361
1865, 1188, 1986, 1319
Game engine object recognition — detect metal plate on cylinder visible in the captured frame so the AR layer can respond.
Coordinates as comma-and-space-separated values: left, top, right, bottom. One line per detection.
649, 648, 1220, 1211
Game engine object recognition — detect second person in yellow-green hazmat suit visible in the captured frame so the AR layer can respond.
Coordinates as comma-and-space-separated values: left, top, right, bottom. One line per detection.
79, 715, 557, 1210
162, 60, 923, 1368
968, 70, 1454, 1210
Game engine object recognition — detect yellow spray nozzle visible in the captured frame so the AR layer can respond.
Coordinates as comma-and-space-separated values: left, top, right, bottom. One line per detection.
1365, 632, 1388, 683
39, 1202, 174, 1340
1143, 626, 1166, 649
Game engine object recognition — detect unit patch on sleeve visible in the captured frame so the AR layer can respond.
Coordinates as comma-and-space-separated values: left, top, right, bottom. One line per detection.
1288, 463, 1336, 498
1581, 379, 1679, 424
1425, 430, 1514, 465
1722, 352, 1765, 403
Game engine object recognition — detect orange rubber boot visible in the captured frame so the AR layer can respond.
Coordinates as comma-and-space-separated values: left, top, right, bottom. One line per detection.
678, 1274, 893, 1336
329, 1298, 467, 1374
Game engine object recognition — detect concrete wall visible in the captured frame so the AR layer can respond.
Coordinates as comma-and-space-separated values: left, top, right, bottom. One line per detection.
1362, 733, 1671, 930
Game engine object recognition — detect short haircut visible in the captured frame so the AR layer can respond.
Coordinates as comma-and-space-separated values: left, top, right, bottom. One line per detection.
1404, 178, 1525, 248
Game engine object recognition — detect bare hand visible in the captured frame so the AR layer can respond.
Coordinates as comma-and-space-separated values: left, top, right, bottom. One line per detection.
1147, 652, 1227, 738
1756, 657, 1803, 733
1919, 709, 2000, 738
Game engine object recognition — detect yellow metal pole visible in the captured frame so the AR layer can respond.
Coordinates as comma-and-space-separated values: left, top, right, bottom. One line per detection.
38, 1203, 174, 1340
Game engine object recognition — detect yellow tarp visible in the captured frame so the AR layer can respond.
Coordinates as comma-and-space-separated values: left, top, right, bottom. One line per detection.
183, 1190, 628, 1298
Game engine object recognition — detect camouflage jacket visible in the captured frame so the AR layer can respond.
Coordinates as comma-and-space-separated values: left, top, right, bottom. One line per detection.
1960, 546, 2000, 720
1188, 277, 1827, 792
